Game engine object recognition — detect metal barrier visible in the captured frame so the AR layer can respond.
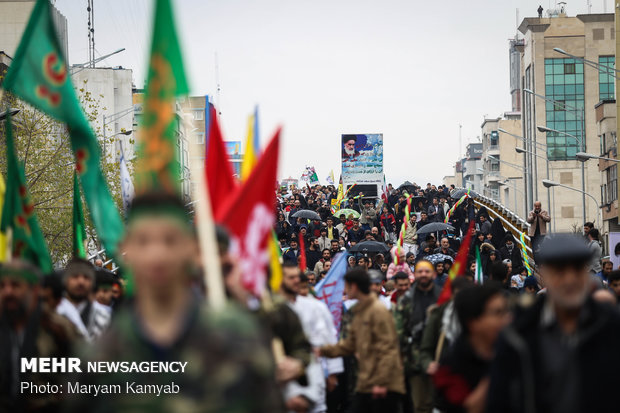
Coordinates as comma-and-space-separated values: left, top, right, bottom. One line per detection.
87, 248, 119, 273
454, 188, 533, 256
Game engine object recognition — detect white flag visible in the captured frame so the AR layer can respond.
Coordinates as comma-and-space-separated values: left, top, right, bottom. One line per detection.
119, 145, 135, 212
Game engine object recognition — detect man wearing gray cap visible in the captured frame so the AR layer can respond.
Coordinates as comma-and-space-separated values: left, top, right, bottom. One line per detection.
487, 233, 620, 413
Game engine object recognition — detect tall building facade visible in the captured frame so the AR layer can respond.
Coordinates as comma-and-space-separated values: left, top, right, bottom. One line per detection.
519, 13, 615, 231
73, 67, 135, 162
463, 143, 483, 193
509, 37, 525, 112
0, 0, 68, 61
181, 95, 244, 189
133, 90, 192, 202
481, 115, 527, 219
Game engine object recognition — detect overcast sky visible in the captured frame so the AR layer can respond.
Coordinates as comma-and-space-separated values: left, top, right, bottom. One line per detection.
54, 0, 609, 186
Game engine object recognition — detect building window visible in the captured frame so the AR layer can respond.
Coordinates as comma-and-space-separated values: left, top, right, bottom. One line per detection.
603, 165, 618, 204
600, 132, 617, 156
489, 182, 499, 200
196, 132, 205, 144
544, 58, 584, 160
564, 63, 576, 74
194, 110, 204, 121
490, 131, 499, 148
489, 157, 500, 172
599, 56, 615, 100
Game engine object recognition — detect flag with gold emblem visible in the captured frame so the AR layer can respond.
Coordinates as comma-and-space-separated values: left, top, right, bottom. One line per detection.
2, 0, 123, 257
0, 115, 52, 272
135, 0, 189, 194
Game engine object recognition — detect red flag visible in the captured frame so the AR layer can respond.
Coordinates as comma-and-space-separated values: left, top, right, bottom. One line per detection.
437, 220, 475, 305
218, 129, 280, 296
205, 105, 237, 219
298, 231, 307, 272
382, 175, 389, 204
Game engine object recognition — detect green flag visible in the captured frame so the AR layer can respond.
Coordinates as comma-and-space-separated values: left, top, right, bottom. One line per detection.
73, 172, 87, 259
2, 0, 123, 257
1, 116, 52, 272
135, 0, 189, 195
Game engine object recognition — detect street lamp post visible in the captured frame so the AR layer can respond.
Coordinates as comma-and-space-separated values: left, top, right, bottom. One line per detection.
576, 152, 620, 163
542, 179, 602, 228
0, 108, 20, 121
103, 107, 135, 162
537, 124, 587, 224
488, 155, 524, 171
102, 130, 132, 162
515, 146, 555, 232
553, 48, 620, 79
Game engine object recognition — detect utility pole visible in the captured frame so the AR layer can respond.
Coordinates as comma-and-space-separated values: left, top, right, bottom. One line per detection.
214, 52, 221, 116
458, 124, 462, 160
87, 0, 95, 68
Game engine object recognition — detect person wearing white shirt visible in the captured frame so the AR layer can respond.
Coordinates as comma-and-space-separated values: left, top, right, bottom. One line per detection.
56, 259, 110, 343
281, 263, 344, 413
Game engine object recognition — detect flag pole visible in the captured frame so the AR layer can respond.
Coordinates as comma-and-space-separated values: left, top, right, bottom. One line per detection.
188, 121, 226, 310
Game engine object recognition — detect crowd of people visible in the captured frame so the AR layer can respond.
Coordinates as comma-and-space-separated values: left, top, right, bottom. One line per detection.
2, 182, 620, 413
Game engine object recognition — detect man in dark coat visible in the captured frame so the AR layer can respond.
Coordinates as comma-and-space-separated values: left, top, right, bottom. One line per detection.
487, 233, 620, 413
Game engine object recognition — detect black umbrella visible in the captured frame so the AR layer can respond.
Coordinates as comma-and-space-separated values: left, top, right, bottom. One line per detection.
348, 240, 390, 254
450, 188, 478, 199
410, 196, 427, 207
398, 181, 415, 192
291, 209, 321, 221
417, 222, 455, 235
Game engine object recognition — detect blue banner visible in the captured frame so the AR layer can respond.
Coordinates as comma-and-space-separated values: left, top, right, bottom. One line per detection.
315, 252, 348, 331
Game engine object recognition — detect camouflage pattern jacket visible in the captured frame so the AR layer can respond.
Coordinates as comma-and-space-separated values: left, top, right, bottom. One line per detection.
393, 283, 441, 376
70, 298, 285, 413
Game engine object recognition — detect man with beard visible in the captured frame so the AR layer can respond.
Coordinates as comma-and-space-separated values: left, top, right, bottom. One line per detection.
390, 271, 411, 307
348, 219, 365, 244
56, 258, 111, 342
394, 260, 442, 413
433, 237, 456, 258
93, 268, 116, 313
283, 238, 301, 264
487, 233, 620, 413
342, 135, 360, 159
314, 249, 332, 275
0, 260, 77, 412
331, 239, 343, 258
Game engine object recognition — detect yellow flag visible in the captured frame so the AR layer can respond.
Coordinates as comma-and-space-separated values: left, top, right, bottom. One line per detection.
0, 174, 7, 262
269, 230, 283, 292
240, 114, 257, 180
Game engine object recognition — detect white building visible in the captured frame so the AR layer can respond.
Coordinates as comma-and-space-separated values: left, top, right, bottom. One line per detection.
463, 143, 483, 193
72, 67, 135, 162
0, 0, 68, 61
